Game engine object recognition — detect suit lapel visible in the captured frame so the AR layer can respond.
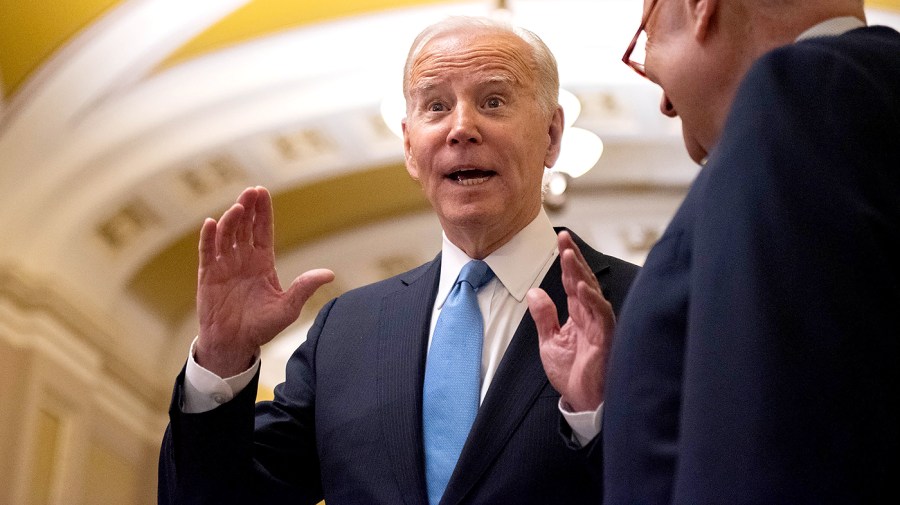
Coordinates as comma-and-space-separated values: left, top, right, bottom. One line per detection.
377, 256, 441, 505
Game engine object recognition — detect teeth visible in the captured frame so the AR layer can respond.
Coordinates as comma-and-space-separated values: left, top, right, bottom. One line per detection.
458, 176, 489, 186
450, 169, 492, 186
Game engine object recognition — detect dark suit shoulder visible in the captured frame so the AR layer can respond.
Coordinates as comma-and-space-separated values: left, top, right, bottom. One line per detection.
708, 27, 900, 223
751, 26, 900, 108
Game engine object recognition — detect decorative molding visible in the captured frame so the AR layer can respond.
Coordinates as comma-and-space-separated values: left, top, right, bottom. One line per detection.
274, 128, 336, 162
96, 197, 162, 252
178, 154, 247, 197
93, 376, 169, 445
0, 264, 170, 410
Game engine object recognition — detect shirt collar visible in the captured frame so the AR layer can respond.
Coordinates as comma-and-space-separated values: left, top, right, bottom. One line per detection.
796, 16, 866, 41
437, 208, 558, 308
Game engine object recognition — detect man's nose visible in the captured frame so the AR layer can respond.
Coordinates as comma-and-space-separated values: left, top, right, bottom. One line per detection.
447, 104, 482, 145
659, 93, 677, 118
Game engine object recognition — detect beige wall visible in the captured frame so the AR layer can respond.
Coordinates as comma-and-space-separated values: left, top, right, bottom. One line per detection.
0, 268, 164, 505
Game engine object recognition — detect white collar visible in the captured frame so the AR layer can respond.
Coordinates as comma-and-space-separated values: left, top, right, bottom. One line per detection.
796, 16, 866, 41
437, 208, 558, 308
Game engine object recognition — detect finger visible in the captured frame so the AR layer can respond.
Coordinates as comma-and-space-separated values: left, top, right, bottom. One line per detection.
570, 280, 615, 342
569, 281, 608, 322
557, 229, 576, 250
198, 218, 218, 266
576, 280, 608, 314
235, 188, 258, 244
286, 268, 335, 311
526, 288, 561, 344
560, 249, 579, 300
252, 186, 275, 250
559, 232, 600, 290
577, 280, 615, 328
560, 249, 597, 304
216, 203, 245, 256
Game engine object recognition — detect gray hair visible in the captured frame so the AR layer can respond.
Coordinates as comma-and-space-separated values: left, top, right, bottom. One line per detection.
403, 16, 560, 119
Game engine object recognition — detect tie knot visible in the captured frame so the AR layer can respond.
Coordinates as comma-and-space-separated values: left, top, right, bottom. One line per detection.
457, 260, 494, 290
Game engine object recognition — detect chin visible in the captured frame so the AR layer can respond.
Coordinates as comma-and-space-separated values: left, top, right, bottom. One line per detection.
444, 208, 497, 229
687, 148, 707, 165
682, 132, 709, 165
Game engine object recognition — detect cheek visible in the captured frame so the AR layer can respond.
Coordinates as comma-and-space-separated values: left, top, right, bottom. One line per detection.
407, 144, 434, 174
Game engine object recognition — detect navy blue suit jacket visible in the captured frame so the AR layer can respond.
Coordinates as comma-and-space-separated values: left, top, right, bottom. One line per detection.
159, 229, 638, 505
602, 26, 900, 504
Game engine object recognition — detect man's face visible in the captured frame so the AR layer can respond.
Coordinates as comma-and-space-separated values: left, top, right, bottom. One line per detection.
402, 28, 563, 251
642, 0, 742, 163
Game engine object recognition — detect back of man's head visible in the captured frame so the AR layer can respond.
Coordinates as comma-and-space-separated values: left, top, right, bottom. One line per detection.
739, 0, 865, 42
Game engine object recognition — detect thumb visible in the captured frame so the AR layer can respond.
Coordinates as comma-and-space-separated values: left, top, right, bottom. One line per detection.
286, 268, 335, 311
527, 288, 560, 344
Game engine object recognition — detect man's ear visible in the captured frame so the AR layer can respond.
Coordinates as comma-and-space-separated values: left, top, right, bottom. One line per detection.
689, 0, 718, 41
402, 119, 419, 180
543, 106, 565, 169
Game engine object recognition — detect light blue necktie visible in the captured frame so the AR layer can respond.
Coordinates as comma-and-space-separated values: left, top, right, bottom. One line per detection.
422, 260, 494, 505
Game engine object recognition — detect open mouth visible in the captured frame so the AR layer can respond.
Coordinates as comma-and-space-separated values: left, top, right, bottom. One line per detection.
447, 168, 495, 186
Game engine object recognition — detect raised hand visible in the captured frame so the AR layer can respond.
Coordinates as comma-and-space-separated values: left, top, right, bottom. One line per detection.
526, 231, 615, 412
195, 186, 334, 377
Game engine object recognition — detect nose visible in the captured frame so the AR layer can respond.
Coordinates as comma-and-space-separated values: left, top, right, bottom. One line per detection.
447, 104, 482, 145
659, 93, 677, 118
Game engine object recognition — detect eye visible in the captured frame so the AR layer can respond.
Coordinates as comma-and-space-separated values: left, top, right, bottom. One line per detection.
428, 102, 447, 112
485, 97, 503, 108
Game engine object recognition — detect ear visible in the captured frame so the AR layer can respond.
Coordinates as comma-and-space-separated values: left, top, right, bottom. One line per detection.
543, 106, 565, 169
689, 0, 718, 42
402, 118, 420, 180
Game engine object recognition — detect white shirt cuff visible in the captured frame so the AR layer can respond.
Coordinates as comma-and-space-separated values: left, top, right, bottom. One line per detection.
559, 398, 603, 447
182, 336, 261, 414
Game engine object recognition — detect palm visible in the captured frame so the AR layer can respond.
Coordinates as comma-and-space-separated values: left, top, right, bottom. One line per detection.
195, 187, 333, 376
528, 232, 615, 412
198, 237, 293, 348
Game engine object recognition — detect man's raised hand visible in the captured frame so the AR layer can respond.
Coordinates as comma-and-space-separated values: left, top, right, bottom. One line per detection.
526, 231, 615, 412
195, 186, 334, 377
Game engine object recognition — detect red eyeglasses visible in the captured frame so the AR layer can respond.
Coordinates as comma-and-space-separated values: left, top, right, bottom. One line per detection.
622, 0, 661, 78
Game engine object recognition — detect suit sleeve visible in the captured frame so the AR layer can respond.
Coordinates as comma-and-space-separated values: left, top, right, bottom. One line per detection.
673, 43, 900, 503
158, 299, 338, 505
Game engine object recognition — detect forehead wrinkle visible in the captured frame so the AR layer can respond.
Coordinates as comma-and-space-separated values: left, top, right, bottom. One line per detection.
408, 37, 537, 93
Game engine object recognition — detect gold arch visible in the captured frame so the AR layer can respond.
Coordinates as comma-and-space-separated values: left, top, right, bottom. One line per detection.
3, 0, 899, 97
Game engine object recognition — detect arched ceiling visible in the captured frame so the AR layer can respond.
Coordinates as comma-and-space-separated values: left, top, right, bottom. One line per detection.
4, 0, 899, 97
0, 0, 455, 95
1, 0, 898, 406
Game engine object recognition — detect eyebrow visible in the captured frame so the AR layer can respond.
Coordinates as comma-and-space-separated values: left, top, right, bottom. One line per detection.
409, 80, 438, 97
410, 74, 517, 97
481, 74, 516, 86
